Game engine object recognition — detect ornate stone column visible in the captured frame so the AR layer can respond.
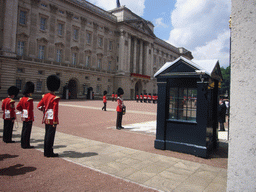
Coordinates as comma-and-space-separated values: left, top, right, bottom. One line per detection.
2, 0, 19, 56
139, 39, 143, 74
133, 37, 137, 73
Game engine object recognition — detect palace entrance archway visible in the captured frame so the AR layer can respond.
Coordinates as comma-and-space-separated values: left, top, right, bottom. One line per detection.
135, 80, 142, 97
68, 79, 77, 99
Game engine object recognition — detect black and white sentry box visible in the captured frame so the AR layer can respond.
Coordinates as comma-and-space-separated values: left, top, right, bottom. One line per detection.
154, 56, 223, 158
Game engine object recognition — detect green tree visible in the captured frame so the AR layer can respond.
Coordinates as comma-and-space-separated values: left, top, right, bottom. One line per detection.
220, 66, 230, 97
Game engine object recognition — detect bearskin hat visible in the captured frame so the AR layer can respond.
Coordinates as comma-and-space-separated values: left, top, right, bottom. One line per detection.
7, 86, 19, 97
47, 75, 60, 92
103, 90, 107, 95
23, 81, 34, 95
117, 87, 124, 96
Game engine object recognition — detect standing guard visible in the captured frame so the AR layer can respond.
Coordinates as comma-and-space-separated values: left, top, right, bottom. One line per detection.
148, 93, 152, 103
144, 93, 148, 103
37, 75, 60, 158
102, 90, 107, 111
111, 92, 115, 101
136, 94, 139, 102
17, 82, 35, 149
140, 93, 143, 103
116, 88, 125, 130
2, 86, 19, 143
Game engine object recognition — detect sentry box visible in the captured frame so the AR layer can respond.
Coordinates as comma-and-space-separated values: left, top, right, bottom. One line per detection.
154, 56, 223, 158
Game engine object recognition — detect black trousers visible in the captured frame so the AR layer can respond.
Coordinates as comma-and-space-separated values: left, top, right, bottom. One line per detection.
21, 121, 33, 148
3, 120, 14, 142
44, 124, 57, 157
116, 112, 123, 128
102, 102, 107, 111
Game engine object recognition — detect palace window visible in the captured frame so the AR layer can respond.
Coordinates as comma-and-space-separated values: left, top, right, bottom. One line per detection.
58, 23, 64, 36
17, 41, 25, 56
19, 10, 26, 25
72, 53, 77, 65
16, 79, 22, 90
86, 32, 92, 44
73, 28, 79, 40
38, 45, 45, 59
85, 56, 90, 67
169, 87, 197, 122
36, 80, 43, 92
97, 58, 102, 69
56, 49, 62, 62
108, 61, 111, 71
40, 17, 47, 31
109, 41, 113, 51
98, 37, 103, 48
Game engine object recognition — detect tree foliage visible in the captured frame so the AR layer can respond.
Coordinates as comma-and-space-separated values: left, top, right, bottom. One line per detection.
219, 66, 230, 97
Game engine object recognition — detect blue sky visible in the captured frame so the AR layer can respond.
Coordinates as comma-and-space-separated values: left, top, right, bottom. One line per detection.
87, 0, 231, 68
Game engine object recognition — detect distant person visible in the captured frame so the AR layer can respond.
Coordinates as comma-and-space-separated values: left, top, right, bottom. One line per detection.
136, 94, 139, 102
37, 75, 60, 157
2, 86, 19, 143
116, 88, 125, 130
102, 90, 107, 111
144, 93, 148, 103
218, 99, 227, 131
140, 93, 143, 103
111, 92, 115, 101
16, 82, 35, 149
148, 93, 152, 103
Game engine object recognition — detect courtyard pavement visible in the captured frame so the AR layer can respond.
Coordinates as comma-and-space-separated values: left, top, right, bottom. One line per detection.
0, 100, 228, 192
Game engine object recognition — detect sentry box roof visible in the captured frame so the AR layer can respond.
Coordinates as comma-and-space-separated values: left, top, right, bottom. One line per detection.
154, 56, 222, 81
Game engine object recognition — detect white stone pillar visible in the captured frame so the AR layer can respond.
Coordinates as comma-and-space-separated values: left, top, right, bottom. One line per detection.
127, 34, 131, 72
119, 30, 126, 72
227, 1, 256, 191
2, 0, 18, 57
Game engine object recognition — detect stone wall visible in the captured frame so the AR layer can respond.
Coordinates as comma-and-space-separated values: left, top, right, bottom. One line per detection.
227, 0, 256, 191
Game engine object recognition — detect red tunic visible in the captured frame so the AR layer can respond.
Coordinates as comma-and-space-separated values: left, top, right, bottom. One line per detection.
2, 98, 16, 120
148, 95, 152, 100
144, 94, 148, 99
140, 95, 143, 100
116, 97, 123, 112
136, 95, 139, 99
37, 93, 60, 125
16, 97, 34, 122
111, 94, 114, 98
103, 95, 107, 103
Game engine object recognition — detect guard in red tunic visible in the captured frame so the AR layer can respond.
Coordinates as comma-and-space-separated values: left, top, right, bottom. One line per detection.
140, 93, 143, 103
116, 87, 125, 130
136, 94, 139, 102
102, 90, 107, 111
2, 86, 19, 143
148, 93, 152, 103
144, 93, 148, 103
153, 93, 157, 104
111, 92, 115, 101
37, 75, 60, 158
17, 82, 35, 149
114, 93, 118, 101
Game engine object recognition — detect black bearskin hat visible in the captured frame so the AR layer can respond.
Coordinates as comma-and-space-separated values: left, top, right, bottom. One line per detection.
103, 90, 107, 95
7, 86, 19, 97
117, 87, 124, 96
47, 75, 60, 92
23, 81, 34, 95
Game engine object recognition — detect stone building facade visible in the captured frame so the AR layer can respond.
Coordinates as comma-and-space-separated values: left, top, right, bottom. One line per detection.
0, 0, 193, 99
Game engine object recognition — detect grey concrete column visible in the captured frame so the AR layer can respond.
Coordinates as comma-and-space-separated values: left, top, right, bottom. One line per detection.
227, 1, 256, 191
2, 0, 18, 57
133, 37, 137, 73
127, 34, 131, 73
119, 30, 126, 72
139, 39, 143, 74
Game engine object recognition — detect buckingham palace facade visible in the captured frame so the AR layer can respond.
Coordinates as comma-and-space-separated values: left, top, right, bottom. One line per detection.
0, 0, 193, 99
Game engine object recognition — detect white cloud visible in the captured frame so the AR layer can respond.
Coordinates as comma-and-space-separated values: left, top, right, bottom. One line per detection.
167, 0, 231, 67
193, 30, 230, 67
86, 0, 145, 16
154, 18, 168, 28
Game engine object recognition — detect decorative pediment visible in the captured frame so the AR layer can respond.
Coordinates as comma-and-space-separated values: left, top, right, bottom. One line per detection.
71, 46, 79, 52
37, 37, 48, 43
84, 49, 92, 54
125, 19, 155, 37
55, 42, 64, 48
17, 33, 29, 39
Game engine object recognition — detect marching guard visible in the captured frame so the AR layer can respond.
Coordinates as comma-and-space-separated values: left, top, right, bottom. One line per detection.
136, 94, 139, 102
116, 88, 125, 130
102, 90, 107, 111
16, 82, 35, 149
140, 93, 143, 103
37, 75, 60, 158
144, 93, 148, 103
148, 93, 152, 103
2, 86, 19, 143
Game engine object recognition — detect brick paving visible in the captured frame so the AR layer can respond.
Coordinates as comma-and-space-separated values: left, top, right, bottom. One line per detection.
0, 100, 228, 191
